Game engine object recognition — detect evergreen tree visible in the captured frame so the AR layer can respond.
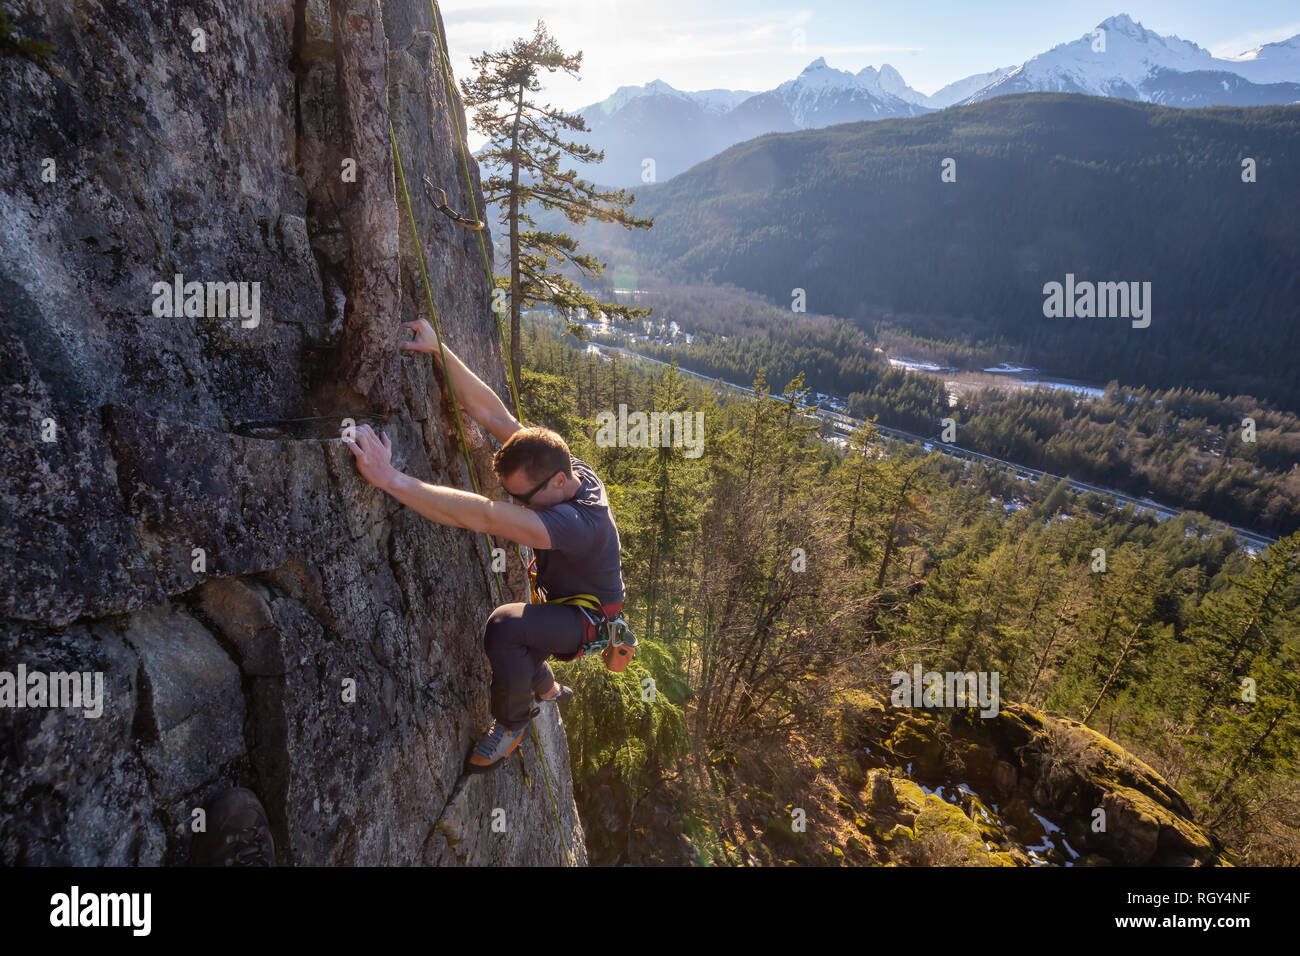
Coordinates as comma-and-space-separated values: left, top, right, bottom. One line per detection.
1181, 531, 1300, 726
462, 20, 653, 390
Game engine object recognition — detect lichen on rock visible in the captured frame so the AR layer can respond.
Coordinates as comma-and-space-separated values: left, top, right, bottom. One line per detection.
1, 0, 584, 866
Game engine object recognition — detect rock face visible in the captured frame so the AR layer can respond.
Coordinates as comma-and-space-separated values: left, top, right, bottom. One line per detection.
0, 0, 586, 865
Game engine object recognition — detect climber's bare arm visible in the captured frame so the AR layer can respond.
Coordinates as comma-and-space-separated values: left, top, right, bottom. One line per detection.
400, 320, 521, 445
346, 424, 551, 549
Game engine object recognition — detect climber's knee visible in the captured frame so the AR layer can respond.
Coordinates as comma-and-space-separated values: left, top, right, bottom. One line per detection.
482, 612, 507, 660
484, 604, 511, 640
482, 603, 525, 664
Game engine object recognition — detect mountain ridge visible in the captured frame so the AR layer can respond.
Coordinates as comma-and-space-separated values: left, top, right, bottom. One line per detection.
559, 13, 1300, 186
559, 94, 1300, 411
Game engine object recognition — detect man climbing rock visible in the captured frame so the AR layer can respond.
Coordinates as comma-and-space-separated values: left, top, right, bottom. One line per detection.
347, 319, 626, 773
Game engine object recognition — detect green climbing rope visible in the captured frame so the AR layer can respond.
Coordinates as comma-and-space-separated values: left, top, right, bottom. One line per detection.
387, 3, 573, 867
428, 3, 574, 868
389, 118, 507, 608
425, 3, 534, 599
427, 2, 523, 424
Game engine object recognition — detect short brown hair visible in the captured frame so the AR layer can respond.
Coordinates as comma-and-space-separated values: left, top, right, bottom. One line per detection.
493, 426, 573, 484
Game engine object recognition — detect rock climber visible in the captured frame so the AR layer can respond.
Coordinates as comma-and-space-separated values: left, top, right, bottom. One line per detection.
346, 319, 626, 773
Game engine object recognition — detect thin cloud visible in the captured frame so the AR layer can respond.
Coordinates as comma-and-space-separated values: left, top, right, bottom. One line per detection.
443, 6, 844, 99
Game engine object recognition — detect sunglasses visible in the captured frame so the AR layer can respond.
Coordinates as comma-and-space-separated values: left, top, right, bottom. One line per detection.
511, 470, 558, 505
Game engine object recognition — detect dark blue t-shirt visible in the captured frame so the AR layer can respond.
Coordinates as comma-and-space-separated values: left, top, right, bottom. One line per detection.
533, 456, 626, 606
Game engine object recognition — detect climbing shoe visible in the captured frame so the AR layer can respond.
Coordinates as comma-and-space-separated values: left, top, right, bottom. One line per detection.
466, 717, 530, 774
536, 683, 573, 705
189, 787, 276, 867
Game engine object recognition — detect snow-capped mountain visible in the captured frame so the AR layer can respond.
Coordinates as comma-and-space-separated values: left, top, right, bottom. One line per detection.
964, 14, 1300, 106
689, 88, 761, 114
555, 13, 1300, 187
1223, 33, 1300, 85
571, 60, 928, 186
925, 66, 1019, 108
743, 57, 928, 128
873, 63, 927, 105
861, 63, 1022, 109
593, 79, 756, 118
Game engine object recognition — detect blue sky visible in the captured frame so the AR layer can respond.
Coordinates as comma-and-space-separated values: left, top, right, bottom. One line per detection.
441, 1, 1300, 145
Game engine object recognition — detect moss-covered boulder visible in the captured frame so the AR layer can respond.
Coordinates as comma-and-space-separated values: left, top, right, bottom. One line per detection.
867, 769, 896, 811
881, 824, 915, 848
912, 794, 1013, 866
887, 718, 946, 777
1101, 785, 1213, 865
890, 777, 929, 815
819, 691, 1228, 867
967, 796, 1002, 843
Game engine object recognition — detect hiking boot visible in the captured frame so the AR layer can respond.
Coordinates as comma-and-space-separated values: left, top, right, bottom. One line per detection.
466, 717, 531, 774
189, 787, 276, 867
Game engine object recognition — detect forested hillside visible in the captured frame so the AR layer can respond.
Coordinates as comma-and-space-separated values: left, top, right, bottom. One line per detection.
560, 288, 1300, 538
562, 95, 1300, 410
522, 323, 1300, 866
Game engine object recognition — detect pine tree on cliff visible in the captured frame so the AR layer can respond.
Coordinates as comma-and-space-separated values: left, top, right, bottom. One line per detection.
461, 20, 653, 393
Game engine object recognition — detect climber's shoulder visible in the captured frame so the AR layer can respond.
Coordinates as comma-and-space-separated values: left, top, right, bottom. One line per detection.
485, 410, 524, 446
486, 499, 552, 551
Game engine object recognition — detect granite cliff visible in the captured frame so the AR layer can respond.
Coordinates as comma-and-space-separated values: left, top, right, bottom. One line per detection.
0, 0, 585, 865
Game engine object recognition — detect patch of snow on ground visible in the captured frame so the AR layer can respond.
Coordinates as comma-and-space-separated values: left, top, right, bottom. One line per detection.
1030, 808, 1061, 834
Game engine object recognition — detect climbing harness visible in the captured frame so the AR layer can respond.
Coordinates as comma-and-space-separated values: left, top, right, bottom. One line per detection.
527, 557, 638, 673
412, 0, 663, 866
424, 177, 485, 231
